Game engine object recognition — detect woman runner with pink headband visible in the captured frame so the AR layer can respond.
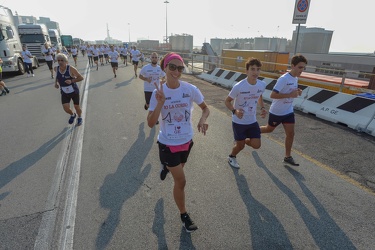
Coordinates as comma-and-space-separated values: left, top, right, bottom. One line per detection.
147, 52, 210, 233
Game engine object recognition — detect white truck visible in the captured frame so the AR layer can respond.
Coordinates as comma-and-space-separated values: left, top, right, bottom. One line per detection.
48, 29, 62, 50
0, 5, 38, 74
18, 23, 50, 61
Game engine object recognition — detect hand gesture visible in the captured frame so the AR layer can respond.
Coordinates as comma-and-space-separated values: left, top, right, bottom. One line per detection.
197, 121, 208, 135
154, 81, 165, 104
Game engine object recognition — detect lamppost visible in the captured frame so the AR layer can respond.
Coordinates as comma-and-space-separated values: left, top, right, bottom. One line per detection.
164, 0, 169, 43
128, 23, 130, 44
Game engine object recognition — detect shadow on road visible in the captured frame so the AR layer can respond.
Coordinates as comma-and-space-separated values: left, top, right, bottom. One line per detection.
231, 162, 293, 249
152, 198, 168, 249
252, 151, 356, 249
96, 122, 156, 249
0, 128, 71, 190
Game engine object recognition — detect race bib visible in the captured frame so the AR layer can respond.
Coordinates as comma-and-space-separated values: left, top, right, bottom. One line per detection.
62, 85, 74, 94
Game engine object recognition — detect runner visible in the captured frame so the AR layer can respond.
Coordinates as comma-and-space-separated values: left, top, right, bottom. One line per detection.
0, 58, 10, 96
120, 46, 128, 66
260, 54, 308, 166
130, 46, 141, 77
147, 52, 210, 233
108, 45, 119, 78
103, 44, 110, 64
21, 44, 35, 77
139, 52, 165, 110
225, 58, 267, 169
71, 45, 78, 67
99, 44, 105, 66
54, 53, 84, 126
91, 44, 100, 70
87, 44, 93, 67
42, 42, 54, 78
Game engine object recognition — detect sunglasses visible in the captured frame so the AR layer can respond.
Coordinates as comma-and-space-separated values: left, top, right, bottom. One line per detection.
168, 63, 184, 72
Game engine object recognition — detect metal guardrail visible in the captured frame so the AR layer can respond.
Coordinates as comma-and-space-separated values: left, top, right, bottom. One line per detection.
141, 50, 375, 95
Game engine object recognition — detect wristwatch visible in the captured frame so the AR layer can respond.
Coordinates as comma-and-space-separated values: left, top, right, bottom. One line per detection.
232, 109, 236, 114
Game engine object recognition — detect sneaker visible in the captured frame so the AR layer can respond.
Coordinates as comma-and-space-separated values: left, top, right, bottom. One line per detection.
160, 164, 169, 181
0, 90, 5, 96
181, 213, 198, 233
76, 117, 83, 126
4, 87, 9, 93
284, 156, 299, 166
228, 156, 240, 169
32, 74, 35, 77
68, 113, 77, 124
114, 74, 116, 78
144, 104, 148, 110
27, 74, 30, 78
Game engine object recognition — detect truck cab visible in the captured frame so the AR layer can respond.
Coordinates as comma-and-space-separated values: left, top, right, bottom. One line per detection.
0, 5, 38, 74
48, 29, 62, 51
18, 23, 50, 61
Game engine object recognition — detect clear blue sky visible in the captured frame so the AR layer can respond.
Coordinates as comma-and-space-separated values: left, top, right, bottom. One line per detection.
2, 0, 374, 53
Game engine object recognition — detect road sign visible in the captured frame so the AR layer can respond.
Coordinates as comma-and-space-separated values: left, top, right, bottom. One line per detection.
292, 0, 311, 24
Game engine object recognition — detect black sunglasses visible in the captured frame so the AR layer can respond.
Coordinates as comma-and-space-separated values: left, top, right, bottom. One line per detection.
168, 63, 184, 72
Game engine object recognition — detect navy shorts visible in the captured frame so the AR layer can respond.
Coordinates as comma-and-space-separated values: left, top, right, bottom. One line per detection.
268, 112, 295, 127
158, 140, 194, 167
232, 122, 261, 141
132, 60, 139, 66
111, 62, 118, 68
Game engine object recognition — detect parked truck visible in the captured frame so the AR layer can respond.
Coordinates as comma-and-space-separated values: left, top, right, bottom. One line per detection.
18, 23, 50, 61
61, 35, 73, 52
0, 5, 38, 74
48, 29, 62, 50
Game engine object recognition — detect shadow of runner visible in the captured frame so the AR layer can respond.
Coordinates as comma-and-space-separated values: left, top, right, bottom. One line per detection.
0, 128, 71, 190
96, 123, 156, 250
231, 167, 293, 249
252, 151, 356, 249
152, 198, 168, 250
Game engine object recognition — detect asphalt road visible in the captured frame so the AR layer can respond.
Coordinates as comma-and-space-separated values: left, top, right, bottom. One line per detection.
0, 55, 374, 249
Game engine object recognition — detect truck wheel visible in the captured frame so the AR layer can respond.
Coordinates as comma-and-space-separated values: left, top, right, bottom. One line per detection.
17, 59, 25, 75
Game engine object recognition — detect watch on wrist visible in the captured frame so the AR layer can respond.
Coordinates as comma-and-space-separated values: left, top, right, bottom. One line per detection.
232, 109, 236, 114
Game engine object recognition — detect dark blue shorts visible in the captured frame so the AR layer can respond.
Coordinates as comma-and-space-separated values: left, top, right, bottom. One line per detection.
232, 122, 261, 141
268, 112, 295, 127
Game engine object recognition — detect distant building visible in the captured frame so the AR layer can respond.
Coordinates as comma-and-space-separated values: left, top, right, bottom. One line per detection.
290, 26, 333, 54
169, 34, 193, 52
137, 40, 159, 50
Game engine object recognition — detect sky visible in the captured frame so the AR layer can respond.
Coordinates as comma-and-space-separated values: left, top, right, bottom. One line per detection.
2, 0, 374, 53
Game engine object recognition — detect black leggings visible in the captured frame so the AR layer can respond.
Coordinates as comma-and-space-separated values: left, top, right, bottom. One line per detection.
24, 62, 34, 74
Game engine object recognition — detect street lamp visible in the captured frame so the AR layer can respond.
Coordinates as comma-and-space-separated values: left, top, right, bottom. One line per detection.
164, 0, 169, 43
128, 23, 130, 44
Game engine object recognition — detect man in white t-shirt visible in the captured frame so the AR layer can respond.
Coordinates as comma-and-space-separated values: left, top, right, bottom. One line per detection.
42, 42, 54, 78
108, 45, 119, 78
130, 46, 141, 77
225, 58, 267, 169
21, 44, 34, 77
139, 52, 165, 110
260, 54, 307, 166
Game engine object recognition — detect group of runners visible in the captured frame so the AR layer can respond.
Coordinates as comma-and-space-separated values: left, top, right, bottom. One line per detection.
51, 47, 307, 233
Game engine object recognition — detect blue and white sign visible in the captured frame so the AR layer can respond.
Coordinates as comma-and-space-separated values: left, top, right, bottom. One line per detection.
292, 0, 311, 24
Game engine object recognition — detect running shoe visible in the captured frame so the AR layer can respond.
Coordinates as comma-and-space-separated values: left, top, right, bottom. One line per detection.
68, 113, 77, 124
76, 117, 83, 126
4, 87, 9, 93
114, 74, 116, 78
160, 164, 169, 180
144, 104, 148, 110
0, 90, 6, 96
228, 156, 240, 169
283, 156, 299, 166
181, 213, 198, 233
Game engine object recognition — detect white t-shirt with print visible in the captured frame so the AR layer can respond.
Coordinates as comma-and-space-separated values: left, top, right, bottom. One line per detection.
139, 64, 166, 92
229, 78, 266, 125
130, 49, 141, 62
42, 47, 54, 61
269, 72, 298, 116
149, 81, 204, 146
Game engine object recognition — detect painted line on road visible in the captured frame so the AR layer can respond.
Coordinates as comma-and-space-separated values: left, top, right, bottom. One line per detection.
58, 63, 90, 250
34, 63, 91, 249
264, 134, 375, 196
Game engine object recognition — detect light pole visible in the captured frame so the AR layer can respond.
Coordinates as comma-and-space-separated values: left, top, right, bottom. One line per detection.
128, 23, 130, 44
164, 1, 169, 43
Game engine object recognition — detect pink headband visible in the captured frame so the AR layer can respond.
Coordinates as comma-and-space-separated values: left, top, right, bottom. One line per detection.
163, 53, 183, 69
